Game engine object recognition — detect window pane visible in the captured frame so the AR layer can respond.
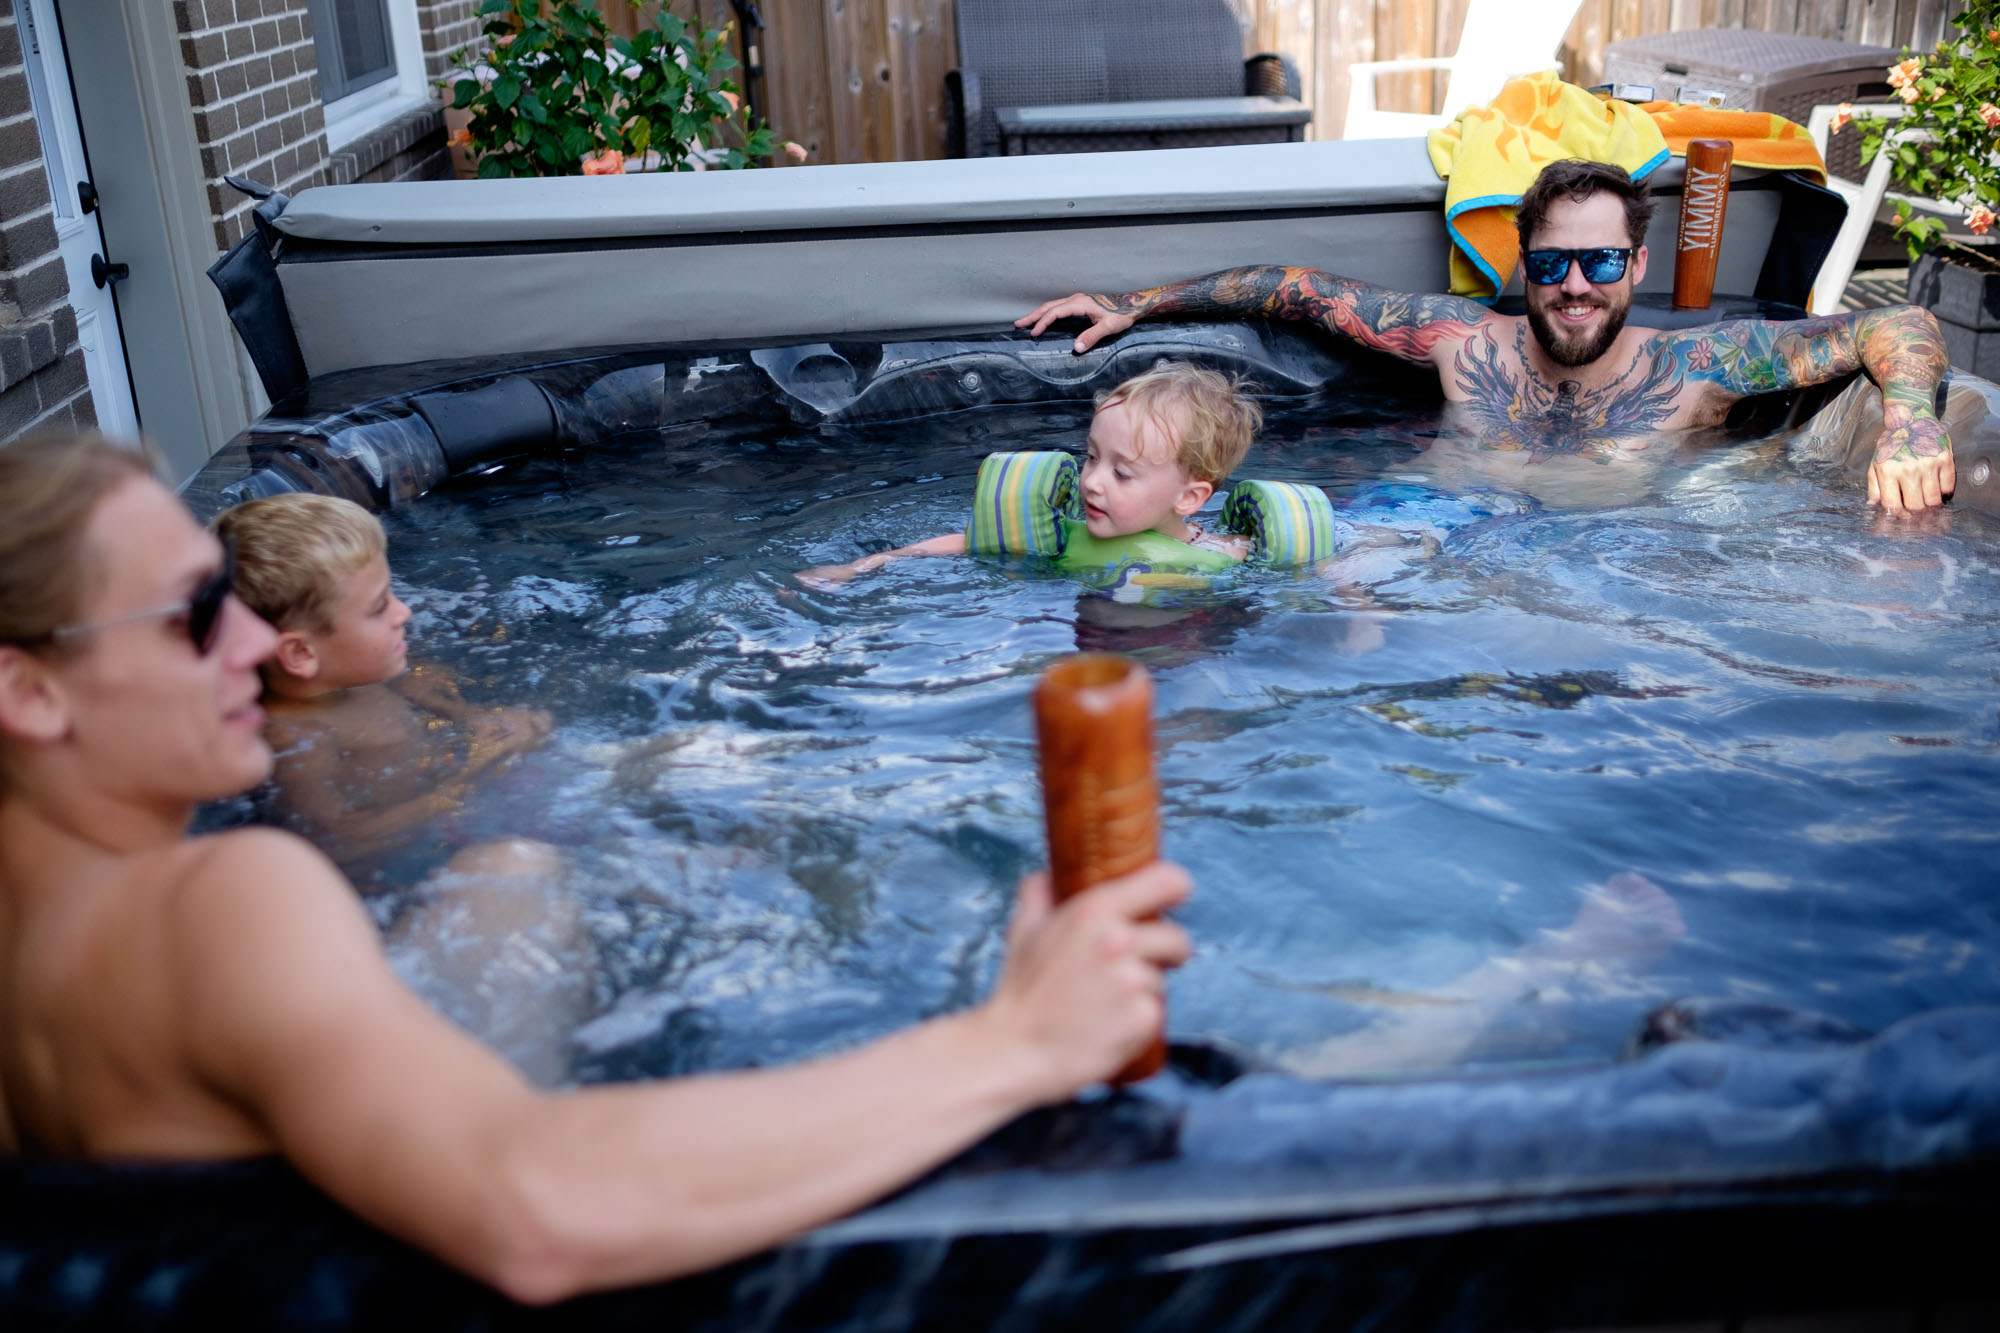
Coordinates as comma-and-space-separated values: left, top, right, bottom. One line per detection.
336, 0, 391, 84
307, 0, 395, 103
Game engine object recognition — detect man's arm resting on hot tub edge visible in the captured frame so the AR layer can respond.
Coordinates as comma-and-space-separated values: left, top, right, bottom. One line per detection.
1646, 304, 1954, 512
1017, 266, 1496, 368
177, 828, 1191, 1305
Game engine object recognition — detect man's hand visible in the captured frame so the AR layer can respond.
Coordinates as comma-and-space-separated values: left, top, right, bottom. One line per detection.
1016, 293, 1136, 355
1868, 413, 1954, 512
980, 863, 1192, 1101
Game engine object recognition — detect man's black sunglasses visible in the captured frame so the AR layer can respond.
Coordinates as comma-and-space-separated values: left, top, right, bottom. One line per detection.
49, 536, 235, 655
1523, 246, 1635, 286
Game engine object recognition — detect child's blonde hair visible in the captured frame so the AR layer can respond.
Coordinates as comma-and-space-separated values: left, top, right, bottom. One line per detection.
1096, 363, 1261, 484
212, 492, 386, 632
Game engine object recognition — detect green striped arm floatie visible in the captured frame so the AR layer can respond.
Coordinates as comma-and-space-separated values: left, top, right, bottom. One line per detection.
1220, 479, 1349, 564
964, 450, 1080, 557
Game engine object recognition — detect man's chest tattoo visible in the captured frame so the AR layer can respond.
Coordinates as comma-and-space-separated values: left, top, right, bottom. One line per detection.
1450, 327, 1689, 461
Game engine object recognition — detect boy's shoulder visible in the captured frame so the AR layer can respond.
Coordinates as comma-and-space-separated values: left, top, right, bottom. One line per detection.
263, 681, 424, 748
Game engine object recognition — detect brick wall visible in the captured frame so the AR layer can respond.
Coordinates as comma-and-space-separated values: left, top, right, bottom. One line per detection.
0, 0, 91, 443
174, 0, 331, 252
417, 0, 485, 84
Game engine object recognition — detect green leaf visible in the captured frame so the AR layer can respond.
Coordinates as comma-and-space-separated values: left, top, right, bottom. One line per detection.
629, 116, 652, 154
478, 0, 510, 13
476, 156, 511, 178
494, 74, 522, 109
657, 13, 686, 42
518, 89, 547, 123
452, 78, 480, 109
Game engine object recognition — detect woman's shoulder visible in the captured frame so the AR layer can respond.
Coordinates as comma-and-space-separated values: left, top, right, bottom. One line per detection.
162, 827, 348, 916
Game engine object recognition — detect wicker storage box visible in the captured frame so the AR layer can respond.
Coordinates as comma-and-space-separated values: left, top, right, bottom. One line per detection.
1603, 29, 1896, 183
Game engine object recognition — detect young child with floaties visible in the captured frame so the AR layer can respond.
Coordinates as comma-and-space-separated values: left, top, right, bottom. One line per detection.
799, 362, 1343, 597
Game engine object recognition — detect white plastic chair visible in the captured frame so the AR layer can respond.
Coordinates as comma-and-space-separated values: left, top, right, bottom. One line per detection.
1804, 102, 1957, 314
1341, 0, 1585, 140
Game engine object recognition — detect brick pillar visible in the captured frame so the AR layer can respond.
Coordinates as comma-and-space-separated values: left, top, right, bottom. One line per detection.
174, 0, 331, 252
0, 0, 91, 443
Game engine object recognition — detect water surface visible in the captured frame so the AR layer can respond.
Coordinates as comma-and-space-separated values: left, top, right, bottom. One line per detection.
277, 397, 2000, 1083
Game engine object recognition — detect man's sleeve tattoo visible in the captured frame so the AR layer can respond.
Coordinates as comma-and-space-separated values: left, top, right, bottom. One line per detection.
1651, 305, 1948, 416
1107, 266, 1493, 365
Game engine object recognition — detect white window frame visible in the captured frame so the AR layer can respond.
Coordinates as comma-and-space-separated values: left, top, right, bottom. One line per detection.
320, 0, 431, 152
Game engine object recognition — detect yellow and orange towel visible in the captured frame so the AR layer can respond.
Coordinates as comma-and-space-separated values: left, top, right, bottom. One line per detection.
1425, 70, 1826, 302
1639, 99, 1826, 177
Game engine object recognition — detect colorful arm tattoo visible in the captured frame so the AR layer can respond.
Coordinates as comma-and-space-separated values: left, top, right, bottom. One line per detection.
1650, 306, 1948, 413
1650, 304, 1951, 468
1101, 266, 1497, 365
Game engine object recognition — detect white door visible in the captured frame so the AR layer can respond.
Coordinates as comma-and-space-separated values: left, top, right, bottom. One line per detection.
17, 0, 138, 442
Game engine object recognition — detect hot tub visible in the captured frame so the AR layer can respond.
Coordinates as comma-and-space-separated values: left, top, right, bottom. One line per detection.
8, 142, 1999, 1330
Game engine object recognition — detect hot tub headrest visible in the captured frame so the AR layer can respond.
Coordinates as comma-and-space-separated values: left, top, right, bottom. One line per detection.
409, 376, 559, 475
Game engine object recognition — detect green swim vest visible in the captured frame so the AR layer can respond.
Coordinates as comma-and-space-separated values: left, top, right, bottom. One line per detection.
963, 451, 1346, 601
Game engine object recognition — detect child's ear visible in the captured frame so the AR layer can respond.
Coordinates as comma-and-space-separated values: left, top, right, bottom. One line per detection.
1175, 478, 1215, 516
272, 630, 320, 681
0, 645, 72, 744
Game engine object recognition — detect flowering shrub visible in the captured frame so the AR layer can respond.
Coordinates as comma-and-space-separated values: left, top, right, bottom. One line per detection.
447, 0, 774, 178
1835, 0, 2000, 263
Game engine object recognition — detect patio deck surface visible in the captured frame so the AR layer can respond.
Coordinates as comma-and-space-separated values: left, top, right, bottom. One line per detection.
1839, 266, 1911, 312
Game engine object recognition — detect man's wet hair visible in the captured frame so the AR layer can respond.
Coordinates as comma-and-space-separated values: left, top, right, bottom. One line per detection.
1514, 159, 1658, 251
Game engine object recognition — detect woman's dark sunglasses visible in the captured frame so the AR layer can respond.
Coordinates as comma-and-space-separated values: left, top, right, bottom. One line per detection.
49, 536, 235, 655
1523, 246, 1634, 286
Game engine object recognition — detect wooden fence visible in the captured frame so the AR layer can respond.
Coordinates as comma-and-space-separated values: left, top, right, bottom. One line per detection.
602, 0, 959, 162
614, 0, 1969, 163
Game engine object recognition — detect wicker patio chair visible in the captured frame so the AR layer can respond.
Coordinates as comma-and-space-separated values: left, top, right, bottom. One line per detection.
947, 0, 1307, 158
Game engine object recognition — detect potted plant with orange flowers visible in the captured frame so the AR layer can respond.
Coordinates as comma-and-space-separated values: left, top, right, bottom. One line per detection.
445, 0, 776, 178
1834, 0, 2000, 375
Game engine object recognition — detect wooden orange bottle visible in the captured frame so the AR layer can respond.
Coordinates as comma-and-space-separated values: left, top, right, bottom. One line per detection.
1673, 139, 1734, 310
1032, 652, 1166, 1083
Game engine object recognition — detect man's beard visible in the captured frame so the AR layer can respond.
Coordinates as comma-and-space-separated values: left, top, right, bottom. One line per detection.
1526, 288, 1631, 368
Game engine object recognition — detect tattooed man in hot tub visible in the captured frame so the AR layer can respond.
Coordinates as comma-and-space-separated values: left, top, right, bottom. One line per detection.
1021, 158, 1953, 514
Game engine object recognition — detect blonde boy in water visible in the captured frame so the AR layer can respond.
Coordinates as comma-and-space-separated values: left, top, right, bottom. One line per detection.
214, 492, 582, 1081
801, 362, 1261, 586
214, 493, 555, 883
